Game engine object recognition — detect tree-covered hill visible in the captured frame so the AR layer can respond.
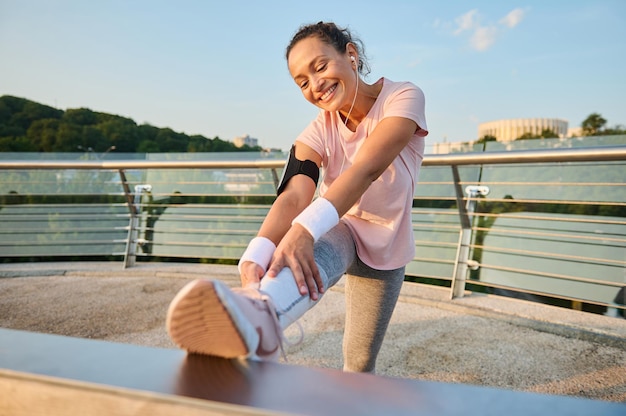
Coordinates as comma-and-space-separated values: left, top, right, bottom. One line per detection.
0, 95, 260, 153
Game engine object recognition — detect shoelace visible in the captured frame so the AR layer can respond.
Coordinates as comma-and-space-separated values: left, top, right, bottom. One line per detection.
258, 292, 304, 362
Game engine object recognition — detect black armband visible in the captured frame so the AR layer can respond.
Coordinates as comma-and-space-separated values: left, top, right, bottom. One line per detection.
276, 145, 320, 196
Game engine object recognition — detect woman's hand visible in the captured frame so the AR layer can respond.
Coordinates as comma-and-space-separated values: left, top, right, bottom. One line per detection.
266, 224, 323, 300
239, 261, 265, 289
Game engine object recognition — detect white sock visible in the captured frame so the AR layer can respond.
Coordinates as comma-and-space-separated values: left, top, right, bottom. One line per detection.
260, 266, 326, 329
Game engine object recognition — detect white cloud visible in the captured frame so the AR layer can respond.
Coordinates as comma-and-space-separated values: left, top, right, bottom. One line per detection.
500, 8, 526, 28
470, 26, 498, 51
454, 9, 479, 35
451, 7, 526, 52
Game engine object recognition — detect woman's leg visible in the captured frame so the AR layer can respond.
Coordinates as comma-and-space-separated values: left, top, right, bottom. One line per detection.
167, 221, 356, 360
260, 221, 356, 328
342, 260, 405, 373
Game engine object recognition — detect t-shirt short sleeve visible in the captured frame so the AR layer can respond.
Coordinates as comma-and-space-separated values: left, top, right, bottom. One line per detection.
382, 82, 428, 137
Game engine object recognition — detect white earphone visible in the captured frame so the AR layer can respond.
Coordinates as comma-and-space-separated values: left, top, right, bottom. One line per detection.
343, 54, 359, 128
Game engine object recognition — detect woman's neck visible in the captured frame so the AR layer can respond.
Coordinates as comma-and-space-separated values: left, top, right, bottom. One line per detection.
340, 79, 383, 130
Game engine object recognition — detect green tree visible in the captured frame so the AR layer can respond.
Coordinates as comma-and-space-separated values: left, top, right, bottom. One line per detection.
137, 124, 159, 150
98, 118, 139, 152
476, 135, 497, 144
211, 137, 236, 152
27, 119, 60, 151
581, 113, 607, 136
516, 129, 559, 140
81, 125, 109, 152
0, 124, 25, 138
601, 124, 626, 135
0, 100, 11, 124
156, 128, 187, 152
63, 108, 98, 126
0, 95, 261, 153
10, 101, 62, 130
516, 132, 538, 140
539, 129, 558, 138
188, 135, 213, 152
55, 122, 83, 152
137, 140, 161, 153
0, 136, 35, 151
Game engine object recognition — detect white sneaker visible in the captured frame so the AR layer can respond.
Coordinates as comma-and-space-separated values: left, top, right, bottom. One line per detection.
166, 279, 283, 360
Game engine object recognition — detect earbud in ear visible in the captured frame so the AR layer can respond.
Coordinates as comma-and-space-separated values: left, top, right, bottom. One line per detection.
350, 56, 356, 62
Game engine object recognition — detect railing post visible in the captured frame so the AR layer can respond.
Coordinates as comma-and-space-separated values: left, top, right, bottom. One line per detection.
270, 168, 280, 191
450, 164, 489, 299
119, 170, 152, 269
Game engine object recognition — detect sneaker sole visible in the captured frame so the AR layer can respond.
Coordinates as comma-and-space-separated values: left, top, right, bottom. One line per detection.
166, 279, 258, 358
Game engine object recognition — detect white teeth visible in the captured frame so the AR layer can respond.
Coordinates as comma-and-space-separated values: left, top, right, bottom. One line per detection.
321, 84, 336, 101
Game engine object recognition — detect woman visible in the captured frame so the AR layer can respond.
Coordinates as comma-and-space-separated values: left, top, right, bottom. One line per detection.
167, 21, 428, 373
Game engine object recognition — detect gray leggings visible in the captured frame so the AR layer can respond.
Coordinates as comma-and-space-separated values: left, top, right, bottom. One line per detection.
267, 221, 405, 373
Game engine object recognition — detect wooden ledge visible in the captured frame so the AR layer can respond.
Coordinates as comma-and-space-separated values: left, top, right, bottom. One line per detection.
0, 329, 623, 416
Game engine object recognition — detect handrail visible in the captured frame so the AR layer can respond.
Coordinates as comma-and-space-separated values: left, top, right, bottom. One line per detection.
1, 146, 624, 170
422, 146, 626, 165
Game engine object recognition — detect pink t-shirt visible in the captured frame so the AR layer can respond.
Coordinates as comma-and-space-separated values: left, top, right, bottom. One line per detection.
296, 78, 428, 269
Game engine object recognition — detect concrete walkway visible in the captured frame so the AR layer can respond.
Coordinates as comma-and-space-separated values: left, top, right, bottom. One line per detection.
1, 261, 625, 403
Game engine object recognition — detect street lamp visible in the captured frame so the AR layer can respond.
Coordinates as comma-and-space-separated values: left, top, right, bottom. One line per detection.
77, 146, 95, 160
77, 145, 116, 159
101, 146, 116, 159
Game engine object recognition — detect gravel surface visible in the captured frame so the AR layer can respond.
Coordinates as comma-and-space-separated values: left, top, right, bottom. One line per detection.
1, 262, 625, 403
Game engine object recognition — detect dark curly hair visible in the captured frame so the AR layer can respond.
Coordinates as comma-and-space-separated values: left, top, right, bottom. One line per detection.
285, 21, 371, 76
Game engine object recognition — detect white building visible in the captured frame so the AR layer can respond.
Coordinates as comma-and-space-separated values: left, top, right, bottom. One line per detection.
478, 118, 569, 142
568, 126, 583, 138
233, 134, 259, 148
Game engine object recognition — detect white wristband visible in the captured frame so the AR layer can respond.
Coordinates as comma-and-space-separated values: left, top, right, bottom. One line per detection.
238, 236, 276, 274
292, 197, 339, 242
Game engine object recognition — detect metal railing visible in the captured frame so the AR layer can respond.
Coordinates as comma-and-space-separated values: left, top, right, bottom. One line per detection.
1, 146, 625, 315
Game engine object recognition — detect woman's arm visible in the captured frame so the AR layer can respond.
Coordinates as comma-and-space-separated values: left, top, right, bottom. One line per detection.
323, 116, 418, 216
239, 143, 321, 288
266, 116, 418, 299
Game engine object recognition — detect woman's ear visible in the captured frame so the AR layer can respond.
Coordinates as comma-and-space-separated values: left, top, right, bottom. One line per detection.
345, 42, 358, 59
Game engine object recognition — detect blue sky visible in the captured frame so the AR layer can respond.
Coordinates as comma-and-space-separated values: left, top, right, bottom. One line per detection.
1, 0, 625, 151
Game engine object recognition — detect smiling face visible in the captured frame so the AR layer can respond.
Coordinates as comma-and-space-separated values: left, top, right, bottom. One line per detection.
287, 36, 357, 113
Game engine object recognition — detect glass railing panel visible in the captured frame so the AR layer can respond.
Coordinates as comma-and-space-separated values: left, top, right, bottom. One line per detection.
142, 204, 270, 260
476, 162, 625, 203
475, 212, 625, 305
0, 204, 129, 257
408, 208, 460, 280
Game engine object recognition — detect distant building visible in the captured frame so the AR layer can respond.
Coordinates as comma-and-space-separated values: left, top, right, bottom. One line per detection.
478, 118, 569, 142
568, 126, 583, 138
233, 134, 259, 148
